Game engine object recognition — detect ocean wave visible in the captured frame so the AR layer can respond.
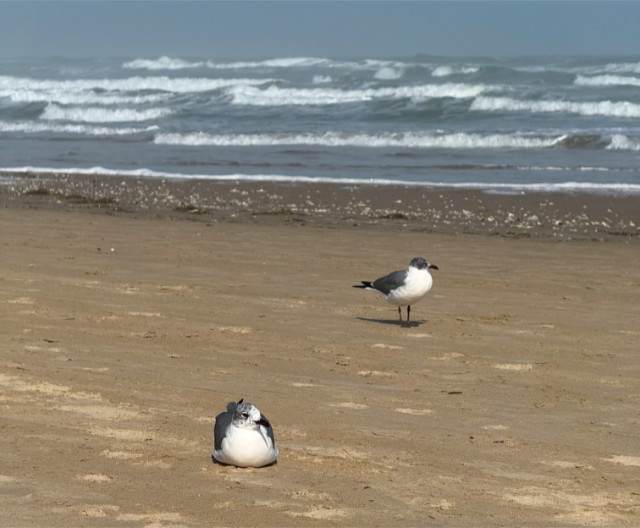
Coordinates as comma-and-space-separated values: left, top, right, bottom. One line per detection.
228, 83, 495, 106
431, 65, 479, 77
0, 75, 275, 95
40, 104, 172, 123
0, 121, 157, 136
471, 96, 640, 118
607, 134, 640, 151
0, 89, 167, 106
515, 61, 640, 76
204, 57, 415, 71
123, 56, 205, 70
601, 61, 640, 74
575, 74, 640, 87
205, 57, 332, 69
120, 56, 430, 73
374, 67, 404, 80
153, 131, 565, 149
312, 75, 332, 84
3, 165, 639, 195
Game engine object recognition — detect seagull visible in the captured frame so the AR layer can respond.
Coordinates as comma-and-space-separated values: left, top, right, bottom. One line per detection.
353, 256, 438, 327
212, 399, 279, 467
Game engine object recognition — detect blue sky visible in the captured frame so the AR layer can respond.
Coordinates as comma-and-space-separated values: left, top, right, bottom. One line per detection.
1, 1, 640, 59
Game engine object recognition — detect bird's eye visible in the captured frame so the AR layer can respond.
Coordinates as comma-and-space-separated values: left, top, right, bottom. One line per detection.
242, 412, 249, 418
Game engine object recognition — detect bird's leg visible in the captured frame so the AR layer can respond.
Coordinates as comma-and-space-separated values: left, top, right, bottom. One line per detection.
397, 306, 403, 325
402, 305, 411, 327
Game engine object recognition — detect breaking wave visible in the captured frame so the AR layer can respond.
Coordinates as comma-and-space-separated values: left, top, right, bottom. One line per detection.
374, 67, 404, 80
600, 61, 640, 74
0, 121, 157, 135
471, 96, 640, 118
607, 134, 640, 151
40, 104, 172, 123
153, 131, 567, 149
0, 75, 274, 94
123, 56, 205, 70
206, 57, 332, 69
575, 74, 640, 87
0, 89, 167, 106
432, 65, 479, 77
229, 83, 495, 106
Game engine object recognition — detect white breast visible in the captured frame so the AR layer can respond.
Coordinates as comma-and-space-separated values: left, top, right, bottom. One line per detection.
215, 425, 278, 467
385, 268, 433, 306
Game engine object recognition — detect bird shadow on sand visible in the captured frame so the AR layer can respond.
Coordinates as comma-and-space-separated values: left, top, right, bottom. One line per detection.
356, 317, 424, 327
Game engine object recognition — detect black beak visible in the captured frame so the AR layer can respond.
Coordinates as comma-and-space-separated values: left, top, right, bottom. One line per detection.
256, 417, 270, 428
429, 264, 439, 270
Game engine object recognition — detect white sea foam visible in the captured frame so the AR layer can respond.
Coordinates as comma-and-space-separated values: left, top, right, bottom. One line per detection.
228, 83, 494, 106
206, 57, 331, 69
607, 134, 640, 151
471, 96, 640, 118
0, 121, 157, 136
535, 61, 640, 76
0, 89, 167, 106
2, 166, 639, 195
153, 131, 563, 149
374, 66, 404, 80
40, 104, 171, 123
575, 74, 640, 87
157, 56, 424, 72
312, 75, 332, 84
123, 56, 205, 70
432, 65, 479, 77
601, 61, 640, 74
205, 57, 418, 71
0, 75, 274, 94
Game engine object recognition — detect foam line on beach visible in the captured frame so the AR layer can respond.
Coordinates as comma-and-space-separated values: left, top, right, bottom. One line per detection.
3, 166, 640, 195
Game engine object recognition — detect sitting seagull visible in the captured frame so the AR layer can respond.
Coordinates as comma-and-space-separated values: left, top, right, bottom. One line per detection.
213, 399, 278, 467
353, 256, 438, 327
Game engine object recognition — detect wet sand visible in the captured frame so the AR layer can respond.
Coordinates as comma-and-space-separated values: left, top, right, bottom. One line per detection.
1, 175, 639, 526
1, 170, 639, 242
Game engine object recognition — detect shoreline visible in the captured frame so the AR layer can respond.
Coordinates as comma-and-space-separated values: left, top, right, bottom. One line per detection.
1, 170, 639, 242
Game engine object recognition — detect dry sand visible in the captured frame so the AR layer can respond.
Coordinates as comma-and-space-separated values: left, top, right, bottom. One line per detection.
1, 181, 640, 526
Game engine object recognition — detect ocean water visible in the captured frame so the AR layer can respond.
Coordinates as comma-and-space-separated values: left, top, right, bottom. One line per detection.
2, 55, 640, 194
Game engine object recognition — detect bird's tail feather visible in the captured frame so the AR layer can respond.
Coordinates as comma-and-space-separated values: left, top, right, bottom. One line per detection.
353, 281, 373, 289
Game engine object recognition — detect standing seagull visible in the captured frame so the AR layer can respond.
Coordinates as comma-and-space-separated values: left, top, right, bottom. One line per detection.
354, 257, 438, 327
213, 399, 279, 467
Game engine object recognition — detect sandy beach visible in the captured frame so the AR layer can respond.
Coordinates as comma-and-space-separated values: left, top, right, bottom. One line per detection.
1, 176, 640, 526
2, 170, 640, 242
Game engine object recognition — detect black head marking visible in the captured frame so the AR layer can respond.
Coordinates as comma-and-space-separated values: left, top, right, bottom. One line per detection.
409, 257, 428, 270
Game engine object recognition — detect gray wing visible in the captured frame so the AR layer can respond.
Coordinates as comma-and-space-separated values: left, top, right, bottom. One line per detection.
372, 270, 407, 295
214, 411, 233, 451
260, 414, 276, 445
